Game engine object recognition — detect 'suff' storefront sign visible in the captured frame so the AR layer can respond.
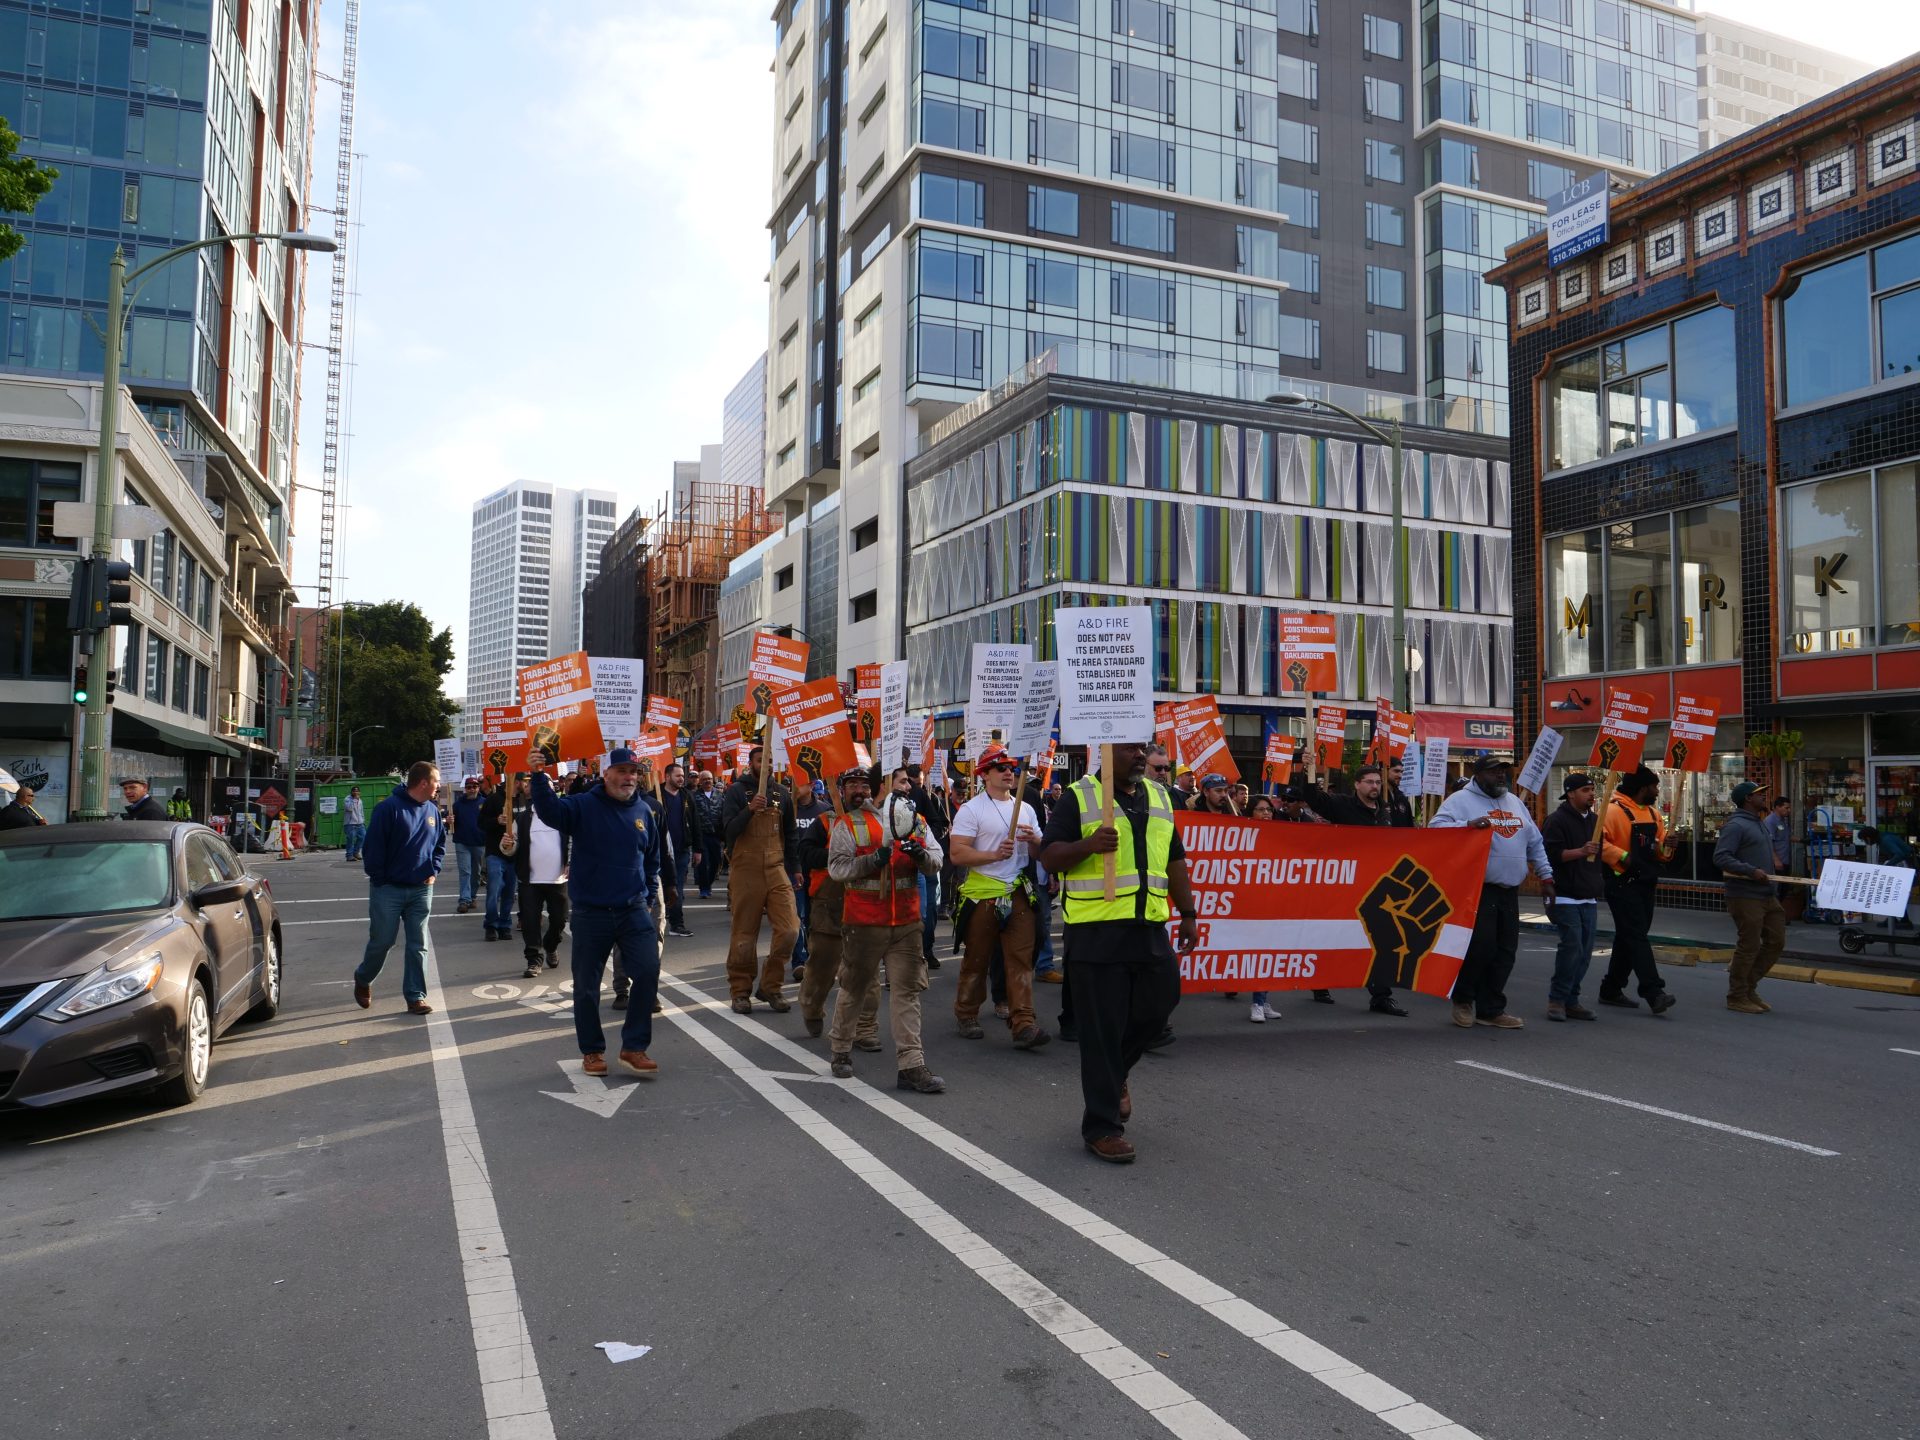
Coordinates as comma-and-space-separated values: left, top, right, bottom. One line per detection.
1175, 817, 1491, 996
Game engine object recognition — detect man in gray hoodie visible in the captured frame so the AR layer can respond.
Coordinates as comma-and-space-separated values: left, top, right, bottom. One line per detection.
1713, 781, 1785, 1014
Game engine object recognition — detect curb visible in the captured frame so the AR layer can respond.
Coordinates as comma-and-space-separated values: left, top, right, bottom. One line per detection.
1706, 961, 1920, 996
1521, 917, 1920, 979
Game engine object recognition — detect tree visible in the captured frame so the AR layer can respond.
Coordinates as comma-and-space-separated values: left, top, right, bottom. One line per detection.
322, 601, 459, 777
0, 117, 58, 263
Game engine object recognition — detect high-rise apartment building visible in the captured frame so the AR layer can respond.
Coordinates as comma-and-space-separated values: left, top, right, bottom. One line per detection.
465, 480, 617, 737
721, 354, 768, 497
1694, 11, 1867, 151
0, 0, 321, 774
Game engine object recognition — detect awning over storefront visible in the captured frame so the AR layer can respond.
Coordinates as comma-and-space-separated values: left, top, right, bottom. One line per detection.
1417, 711, 1513, 747
112, 710, 244, 760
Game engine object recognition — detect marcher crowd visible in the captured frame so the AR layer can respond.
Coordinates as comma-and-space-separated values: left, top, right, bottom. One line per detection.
346, 739, 1802, 1166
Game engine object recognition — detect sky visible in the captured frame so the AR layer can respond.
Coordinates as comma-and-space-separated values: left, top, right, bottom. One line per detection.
291, 1, 1920, 701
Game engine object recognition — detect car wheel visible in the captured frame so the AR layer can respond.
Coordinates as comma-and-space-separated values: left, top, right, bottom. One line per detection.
159, 980, 212, 1106
245, 933, 282, 1022
1838, 928, 1867, 955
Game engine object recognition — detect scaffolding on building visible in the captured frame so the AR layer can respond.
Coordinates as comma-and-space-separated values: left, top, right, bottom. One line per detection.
649, 480, 778, 726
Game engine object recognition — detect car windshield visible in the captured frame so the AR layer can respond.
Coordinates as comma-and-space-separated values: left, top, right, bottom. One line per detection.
0, 840, 173, 920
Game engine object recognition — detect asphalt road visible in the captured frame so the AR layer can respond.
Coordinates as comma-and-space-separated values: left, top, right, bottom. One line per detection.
4, 851, 1917, 1440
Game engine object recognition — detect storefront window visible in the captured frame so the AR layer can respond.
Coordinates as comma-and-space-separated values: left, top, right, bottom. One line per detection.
1678, 500, 1741, 663
1606, 515, 1671, 670
1545, 527, 1601, 675
1783, 472, 1870, 653
1879, 463, 1920, 647
1801, 715, 1869, 841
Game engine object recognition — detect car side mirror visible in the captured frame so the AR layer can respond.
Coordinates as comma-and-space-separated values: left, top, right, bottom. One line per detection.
190, 878, 249, 908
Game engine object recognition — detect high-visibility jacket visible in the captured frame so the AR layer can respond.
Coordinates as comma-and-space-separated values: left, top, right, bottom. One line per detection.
1603, 794, 1666, 881
842, 810, 924, 927
1060, 776, 1175, 924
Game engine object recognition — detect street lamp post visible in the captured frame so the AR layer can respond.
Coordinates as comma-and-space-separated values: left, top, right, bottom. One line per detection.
75, 229, 336, 820
347, 725, 384, 779
1266, 393, 1409, 715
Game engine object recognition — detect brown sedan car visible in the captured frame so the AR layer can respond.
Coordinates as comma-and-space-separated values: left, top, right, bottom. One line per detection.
0, 822, 282, 1109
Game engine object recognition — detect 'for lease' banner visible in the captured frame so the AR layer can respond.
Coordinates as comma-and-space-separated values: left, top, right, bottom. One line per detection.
1175, 816, 1492, 996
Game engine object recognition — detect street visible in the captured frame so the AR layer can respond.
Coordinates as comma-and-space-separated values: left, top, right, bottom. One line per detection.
4, 852, 1917, 1440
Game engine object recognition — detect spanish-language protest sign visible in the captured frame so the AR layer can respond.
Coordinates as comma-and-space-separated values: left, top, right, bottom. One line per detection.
519, 651, 605, 765
1314, 704, 1348, 772
1173, 695, 1239, 783
1263, 730, 1297, 789
1175, 816, 1492, 996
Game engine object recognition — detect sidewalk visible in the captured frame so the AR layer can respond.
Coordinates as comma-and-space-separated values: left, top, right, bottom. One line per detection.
1518, 899, 1920, 976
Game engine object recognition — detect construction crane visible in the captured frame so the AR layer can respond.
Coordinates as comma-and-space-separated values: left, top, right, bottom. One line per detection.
316, 0, 358, 614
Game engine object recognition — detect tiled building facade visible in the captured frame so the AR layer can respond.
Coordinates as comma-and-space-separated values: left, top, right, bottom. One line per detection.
1492, 56, 1920, 872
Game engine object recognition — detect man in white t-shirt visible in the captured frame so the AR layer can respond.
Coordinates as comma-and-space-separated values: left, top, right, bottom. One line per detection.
516, 780, 571, 980
948, 745, 1050, 1050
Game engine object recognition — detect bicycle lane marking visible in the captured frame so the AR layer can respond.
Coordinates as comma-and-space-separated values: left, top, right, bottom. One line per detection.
421, 921, 557, 1440
657, 968, 1482, 1440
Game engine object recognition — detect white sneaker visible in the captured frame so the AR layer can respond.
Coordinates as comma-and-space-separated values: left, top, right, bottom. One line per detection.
1249, 1002, 1267, 1023
1259, 1002, 1281, 1021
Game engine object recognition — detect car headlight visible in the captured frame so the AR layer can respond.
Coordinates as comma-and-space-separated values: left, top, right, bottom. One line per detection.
50, 954, 165, 1020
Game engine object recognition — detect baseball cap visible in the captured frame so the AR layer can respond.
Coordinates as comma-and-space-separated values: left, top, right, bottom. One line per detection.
1470, 753, 1511, 773
1200, 772, 1230, 790
836, 765, 869, 786
605, 747, 639, 769
1730, 780, 1764, 806
1562, 772, 1594, 794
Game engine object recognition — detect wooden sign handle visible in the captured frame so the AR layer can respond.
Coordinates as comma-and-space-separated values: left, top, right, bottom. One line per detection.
1100, 743, 1118, 902
758, 720, 774, 799
1003, 761, 1026, 843
1590, 772, 1622, 847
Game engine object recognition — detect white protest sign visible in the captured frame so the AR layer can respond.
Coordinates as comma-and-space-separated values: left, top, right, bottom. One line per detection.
1401, 737, 1427, 798
588, 656, 645, 745
461, 748, 480, 779
432, 737, 461, 783
1420, 736, 1449, 800
1055, 606, 1155, 746
1009, 660, 1058, 759
876, 660, 910, 770
967, 643, 1031, 753
1814, 859, 1916, 918
1516, 727, 1564, 796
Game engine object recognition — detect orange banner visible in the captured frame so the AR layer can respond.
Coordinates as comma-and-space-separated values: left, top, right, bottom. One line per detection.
1665, 694, 1719, 772
1315, 704, 1348, 771
747, 631, 811, 715
1589, 687, 1656, 772
769, 677, 857, 792
480, 705, 531, 781
1278, 613, 1339, 693
517, 652, 604, 764
1263, 732, 1296, 789
1177, 816, 1492, 996
853, 662, 883, 756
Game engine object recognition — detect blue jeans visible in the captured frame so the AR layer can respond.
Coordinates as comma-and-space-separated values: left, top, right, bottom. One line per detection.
343, 822, 366, 860
696, 836, 723, 897
454, 843, 485, 904
1549, 901, 1599, 1005
1031, 877, 1057, 974
571, 902, 659, 1056
355, 883, 431, 1003
485, 853, 517, 932
667, 844, 692, 930
792, 879, 811, 973
920, 872, 940, 958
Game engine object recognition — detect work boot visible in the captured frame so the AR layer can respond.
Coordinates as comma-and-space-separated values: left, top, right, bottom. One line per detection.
731, 995, 752, 1015
581, 1053, 607, 1076
754, 988, 792, 1013
611, 991, 628, 1011
1313, 989, 1336, 1004
1012, 1024, 1051, 1050
957, 1019, 985, 1039
545, 951, 560, 969
803, 1015, 824, 1038
1086, 1135, 1136, 1164
523, 963, 541, 979
1474, 1013, 1524, 1029
1750, 992, 1772, 1012
854, 1035, 884, 1052
1727, 995, 1767, 1014
1369, 996, 1409, 1017
1547, 1002, 1567, 1022
1566, 1004, 1598, 1021
896, 1065, 946, 1094
1648, 991, 1677, 1016
1451, 1002, 1475, 1028
1598, 989, 1639, 1009
617, 1050, 658, 1075
830, 1053, 854, 1079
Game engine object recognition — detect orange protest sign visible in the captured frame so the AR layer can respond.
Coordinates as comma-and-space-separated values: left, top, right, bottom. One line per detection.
1263, 733, 1297, 789
853, 662, 883, 756
1389, 711, 1415, 759
517, 652, 604, 764
643, 694, 683, 731
636, 723, 675, 763
769, 677, 857, 792
1588, 687, 1656, 772
1154, 702, 1181, 766
919, 715, 937, 773
1173, 697, 1239, 783
1278, 613, 1339, 693
1366, 697, 1394, 764
1176, 816, 1492, 996
746, 631, 811, 715
1665, 694, 1719, 772
480, 705, 531, 781
1314, 704, 1348, 771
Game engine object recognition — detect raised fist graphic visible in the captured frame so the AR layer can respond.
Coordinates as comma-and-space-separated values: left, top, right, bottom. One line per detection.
531, 723, 562, 765
1286, 659, 1310, 692
796, 744, 824, 785
1594, 735, 1622, 771
1357, 855, 1452, 989
751, 680, 776, 716
487, 747, 508, 779
1668, 738, 1689, 771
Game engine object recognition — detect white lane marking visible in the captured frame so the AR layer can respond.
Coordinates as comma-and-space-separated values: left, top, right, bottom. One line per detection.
662, 992, 1252, 1440
539, 1059, 640, 1118
1892, 1048, 1920, 1058
658, 971, 1480, 1437
1457, 1061, 1841, 1157
420, 924, 557, 1439
287, 914, 457, 927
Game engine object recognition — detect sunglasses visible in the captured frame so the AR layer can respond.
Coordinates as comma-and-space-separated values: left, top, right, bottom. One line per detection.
1147, 762, 1171, 772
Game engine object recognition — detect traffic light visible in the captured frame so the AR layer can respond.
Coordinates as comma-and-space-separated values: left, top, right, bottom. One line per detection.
85, 559, 134, 632
71, 659, 89, 706
66, 558, 95, 634
105, 667, 119, 705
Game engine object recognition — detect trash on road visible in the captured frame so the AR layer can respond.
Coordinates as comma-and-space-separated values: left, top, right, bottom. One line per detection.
595, 1341, 652, 1364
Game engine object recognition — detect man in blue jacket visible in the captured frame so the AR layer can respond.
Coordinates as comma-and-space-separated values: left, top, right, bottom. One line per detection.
530, 747, 665, 1077
352, 760, 448, 1015
450, 777, 487, 915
